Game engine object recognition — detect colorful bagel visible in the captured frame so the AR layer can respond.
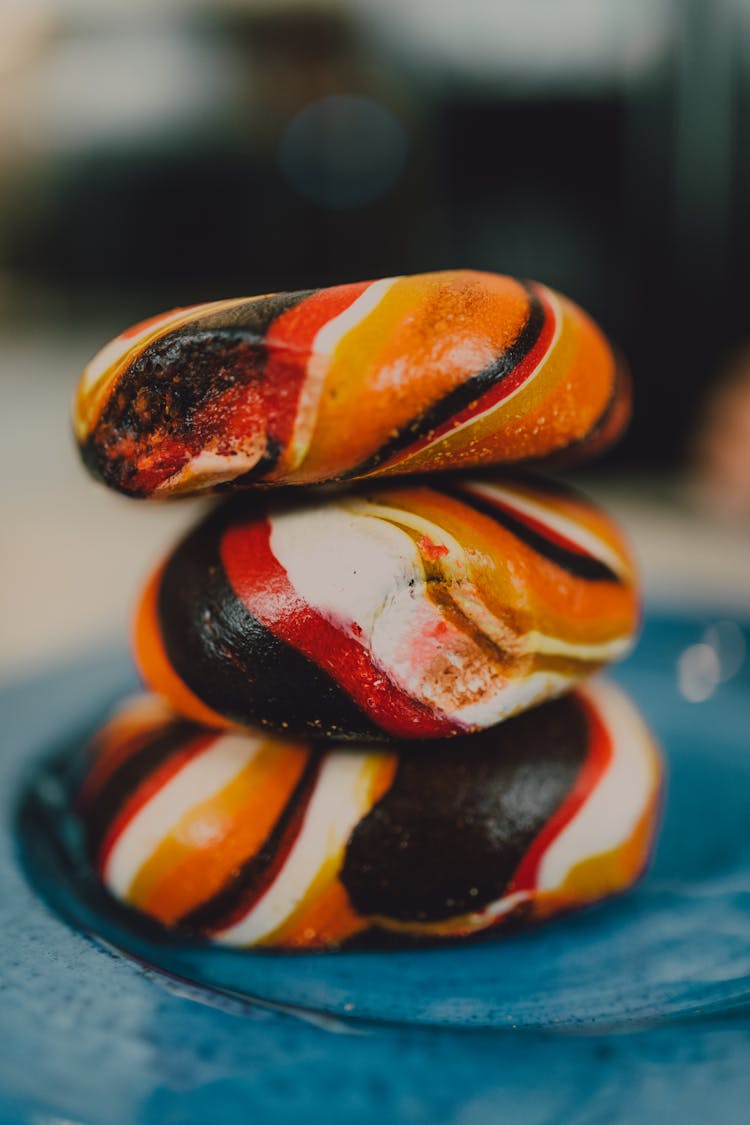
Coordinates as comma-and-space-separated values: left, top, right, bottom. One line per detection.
74, 270, 627, 498
76, 682, 662, 950
134, 475, 639, 741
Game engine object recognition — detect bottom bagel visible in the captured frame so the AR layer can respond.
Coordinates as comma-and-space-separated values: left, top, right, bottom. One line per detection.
76, 681, 662, 951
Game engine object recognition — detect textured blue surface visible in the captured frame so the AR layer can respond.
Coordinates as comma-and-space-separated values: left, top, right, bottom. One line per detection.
2, 610, 750, 1123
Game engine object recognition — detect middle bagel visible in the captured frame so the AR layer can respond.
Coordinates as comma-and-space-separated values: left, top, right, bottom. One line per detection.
135, 475, 639, 741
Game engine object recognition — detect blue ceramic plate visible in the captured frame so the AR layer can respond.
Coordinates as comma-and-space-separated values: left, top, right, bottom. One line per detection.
3, 609, 750, 1123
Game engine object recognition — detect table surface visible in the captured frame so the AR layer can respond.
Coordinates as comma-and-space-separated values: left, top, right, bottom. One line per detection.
3, 613, 750, 1125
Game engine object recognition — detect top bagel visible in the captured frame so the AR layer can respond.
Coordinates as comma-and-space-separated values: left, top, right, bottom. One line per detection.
74, 270, 628, 498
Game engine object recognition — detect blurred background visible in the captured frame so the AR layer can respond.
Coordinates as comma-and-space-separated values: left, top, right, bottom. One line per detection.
1, 0, 749, 679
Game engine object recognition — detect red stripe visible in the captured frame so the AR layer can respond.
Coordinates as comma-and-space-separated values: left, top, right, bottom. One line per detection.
78, 728, 154, 812
507, 693, 614, 892
119, 284, 371, 494
378, 282, 557, 468
465, 489, 596, 559
220, 518, 461, 739
260, 281, 371, 450
164, 285, 372, 480
98, 734, 215, 876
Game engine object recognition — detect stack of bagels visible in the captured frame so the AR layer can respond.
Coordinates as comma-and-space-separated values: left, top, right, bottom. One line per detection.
72, 270, 662, 950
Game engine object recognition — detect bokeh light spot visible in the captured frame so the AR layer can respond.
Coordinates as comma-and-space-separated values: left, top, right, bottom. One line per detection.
279, 94, 408, 210
677, 643, 721, 703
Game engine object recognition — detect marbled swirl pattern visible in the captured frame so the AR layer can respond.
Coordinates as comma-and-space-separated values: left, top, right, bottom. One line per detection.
76, 682, 662, 950
74, 271, 628, 497
134, 476, 639, 740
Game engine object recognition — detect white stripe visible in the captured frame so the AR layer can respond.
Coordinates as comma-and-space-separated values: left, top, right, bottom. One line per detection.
214, 751, 379, 945
344, 495, 509, 642
107, 693, 175, 730
155, 445, 267, 494
336, 493, 533, 670
268, 500, 424, 641
314, 277, 400, 356
268, 501, 511, 726
535, 679, 657, 891
462, 480, 629, 578
286, 277, 400, 469
382, 888, 531, 937
469, 889, 531, 927
268, 499, 626, 730
339, 497, 613, 724
451, 670, 573, 728
390, 286, 562, 464
104, 733, 267, 898
524, 631, 633, 662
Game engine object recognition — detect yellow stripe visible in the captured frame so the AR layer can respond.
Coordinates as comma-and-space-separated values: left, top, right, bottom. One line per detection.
296, 272, 531, 481
128, 741, 309, 924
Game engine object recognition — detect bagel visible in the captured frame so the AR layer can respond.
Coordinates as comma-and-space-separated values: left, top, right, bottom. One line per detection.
77, 681, 661, 950
133, 475, 639, 740
75, 270, 627, 498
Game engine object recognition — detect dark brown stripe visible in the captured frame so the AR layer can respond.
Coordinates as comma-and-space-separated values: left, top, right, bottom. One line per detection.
156, 501, 390, 740
340, 694, 589, 922
86, 290, 313, 493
